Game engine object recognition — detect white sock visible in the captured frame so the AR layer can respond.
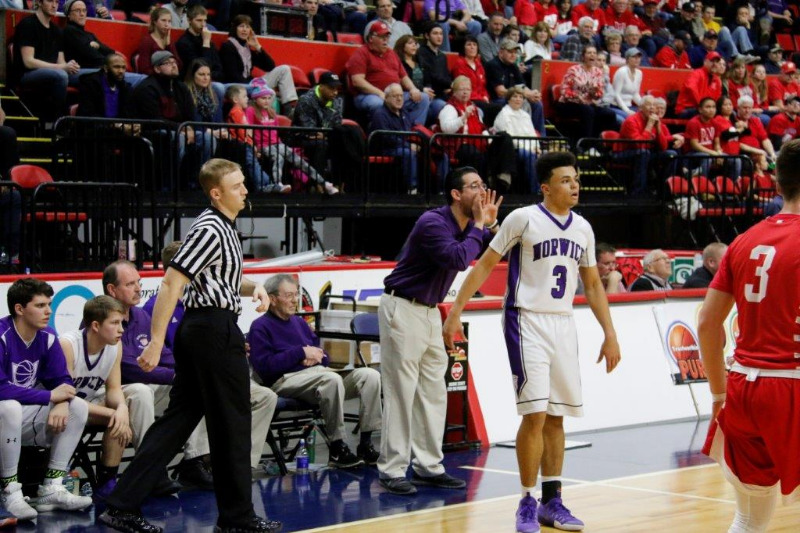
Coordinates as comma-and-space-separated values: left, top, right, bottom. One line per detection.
728, 485, 778, 533
521, 485, 536, 498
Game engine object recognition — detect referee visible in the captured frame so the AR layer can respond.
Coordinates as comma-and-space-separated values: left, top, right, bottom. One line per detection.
99, 159, 281, 533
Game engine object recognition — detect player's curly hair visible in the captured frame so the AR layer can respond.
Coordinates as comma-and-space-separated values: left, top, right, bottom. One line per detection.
537, 151, 577, 184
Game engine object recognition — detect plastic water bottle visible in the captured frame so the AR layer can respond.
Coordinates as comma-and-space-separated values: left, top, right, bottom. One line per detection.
296, 439, 309, 474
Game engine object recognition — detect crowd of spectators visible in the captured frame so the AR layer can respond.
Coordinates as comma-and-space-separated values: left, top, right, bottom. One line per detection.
4, 0, 800, 198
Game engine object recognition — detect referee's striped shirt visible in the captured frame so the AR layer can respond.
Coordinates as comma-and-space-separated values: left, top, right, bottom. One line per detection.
169, 207, 244, 315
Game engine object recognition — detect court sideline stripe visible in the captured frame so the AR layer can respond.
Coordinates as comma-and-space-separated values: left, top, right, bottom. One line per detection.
304, 463, 730, 531
300, 493, 521, 532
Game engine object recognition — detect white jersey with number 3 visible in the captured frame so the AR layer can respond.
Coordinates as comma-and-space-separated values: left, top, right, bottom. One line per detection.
489, 204, 596, 314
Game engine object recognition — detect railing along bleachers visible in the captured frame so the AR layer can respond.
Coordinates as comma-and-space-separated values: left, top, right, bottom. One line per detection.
14, 180, 142, 273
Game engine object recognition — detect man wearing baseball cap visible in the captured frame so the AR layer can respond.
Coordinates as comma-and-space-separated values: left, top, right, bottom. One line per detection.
667, 2, 699, 45
675, 51, 724, 117
345, 20, 430, 126
688, 29, 722, 68
765, 45, 784, 75
768, 61, 800, 112
653, 30, 692, 69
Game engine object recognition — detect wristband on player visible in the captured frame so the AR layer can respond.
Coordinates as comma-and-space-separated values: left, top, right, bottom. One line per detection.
487, 219, 499, 230
711, 392, 726, 403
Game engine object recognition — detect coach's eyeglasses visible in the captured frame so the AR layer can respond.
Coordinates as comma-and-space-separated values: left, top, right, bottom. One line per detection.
275, 291, 299, 300
462, 182, 488, 191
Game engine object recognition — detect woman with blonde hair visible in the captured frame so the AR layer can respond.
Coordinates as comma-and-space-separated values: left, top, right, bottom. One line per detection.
135, 6, 182, 75
524, 22, 552, 61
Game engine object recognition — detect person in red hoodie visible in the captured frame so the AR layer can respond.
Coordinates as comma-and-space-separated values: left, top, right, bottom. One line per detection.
675, 51, 724, 117
652, 30, 692, 69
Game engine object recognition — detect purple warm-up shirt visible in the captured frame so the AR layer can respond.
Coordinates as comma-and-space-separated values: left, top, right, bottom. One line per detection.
120, 306, 175, 385
248, 312, 330, 387
383, 205, 492, 305
142, 296, 185, 351
0, 315, 73, 405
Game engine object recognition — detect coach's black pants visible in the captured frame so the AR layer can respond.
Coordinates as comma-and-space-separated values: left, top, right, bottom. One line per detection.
107, 308, 255, 528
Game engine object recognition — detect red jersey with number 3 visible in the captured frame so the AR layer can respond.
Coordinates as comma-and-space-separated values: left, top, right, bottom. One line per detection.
710, 214, 800, 369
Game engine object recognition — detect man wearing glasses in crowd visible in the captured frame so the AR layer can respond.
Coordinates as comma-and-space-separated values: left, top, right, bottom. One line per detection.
630, 249, 673, 291
376, 167, 502, 495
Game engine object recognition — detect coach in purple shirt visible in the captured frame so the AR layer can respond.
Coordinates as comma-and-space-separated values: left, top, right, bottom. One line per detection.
423, 0, 482, 52
376, 167, 502, 495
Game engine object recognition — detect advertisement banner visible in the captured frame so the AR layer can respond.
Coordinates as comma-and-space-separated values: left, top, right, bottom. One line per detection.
446, 323, 469, 393
653, 300, 707, 385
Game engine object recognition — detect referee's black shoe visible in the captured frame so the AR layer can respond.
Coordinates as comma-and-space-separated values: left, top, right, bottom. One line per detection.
213, 516, 282, 532
98, 507, 163, 533
151, 471, 182, 497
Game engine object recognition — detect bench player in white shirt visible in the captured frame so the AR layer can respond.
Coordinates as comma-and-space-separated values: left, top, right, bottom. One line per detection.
443, 151, 621, 533
59, 295, 140, 501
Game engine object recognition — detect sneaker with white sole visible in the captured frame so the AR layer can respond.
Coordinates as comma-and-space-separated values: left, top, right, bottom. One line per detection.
32, 482, 93, 512
537, 497, 584, 531
2, 482, 37, 520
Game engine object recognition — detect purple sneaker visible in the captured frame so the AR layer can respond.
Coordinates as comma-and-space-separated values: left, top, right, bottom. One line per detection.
537, 497, 584, 531
93, 478, 117, 503
515, 495, 540, 533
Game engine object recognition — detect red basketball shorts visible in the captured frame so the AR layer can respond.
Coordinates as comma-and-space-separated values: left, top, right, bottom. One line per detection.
703, 371, 800, 503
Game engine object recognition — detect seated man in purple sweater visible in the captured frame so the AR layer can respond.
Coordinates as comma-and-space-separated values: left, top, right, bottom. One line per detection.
0, 278, 92, 521
249, 274, 382, 468
102, 260, 210, 491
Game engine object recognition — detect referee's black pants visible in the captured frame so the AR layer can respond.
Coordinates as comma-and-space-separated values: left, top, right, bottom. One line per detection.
107, 308, 255, 527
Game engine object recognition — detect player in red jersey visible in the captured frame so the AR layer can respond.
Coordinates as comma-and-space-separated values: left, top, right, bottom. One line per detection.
698, 138, 800, 533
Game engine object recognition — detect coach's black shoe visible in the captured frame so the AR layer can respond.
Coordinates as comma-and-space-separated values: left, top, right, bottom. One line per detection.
379, 477, 417, 495
213, 516, 282, 532
175, 458, 214, 490
356, 442, 380, 465
98, 507, 163, 533
151, 472, 182, 497
410, 472, 466, 490
328, 443, 364, 469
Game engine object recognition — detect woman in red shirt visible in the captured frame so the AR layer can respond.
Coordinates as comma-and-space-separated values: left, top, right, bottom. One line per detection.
712, 95, 745, 179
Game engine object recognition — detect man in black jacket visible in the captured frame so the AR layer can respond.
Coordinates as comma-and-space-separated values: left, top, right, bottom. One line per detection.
77, 53, 133, 118
683, 243, 727, 289
130, 51, 196, 187
63, 0, 146, 87
417, 22, 452, 124
175, 6, 223, 80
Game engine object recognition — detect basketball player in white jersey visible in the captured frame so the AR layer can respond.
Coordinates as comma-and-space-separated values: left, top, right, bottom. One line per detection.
59, 295, 142, 501
443, 151, 621, 533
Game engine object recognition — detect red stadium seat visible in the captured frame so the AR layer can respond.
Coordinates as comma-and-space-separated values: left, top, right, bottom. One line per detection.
289, 65, 312, 90
10, 165, 54, 189
337, 33, 364, 45
776, 33, 794, 51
